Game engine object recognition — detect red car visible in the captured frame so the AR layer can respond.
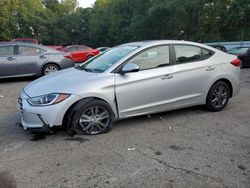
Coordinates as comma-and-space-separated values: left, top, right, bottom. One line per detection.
47, 45, 64, 50
59, 45, 100, 63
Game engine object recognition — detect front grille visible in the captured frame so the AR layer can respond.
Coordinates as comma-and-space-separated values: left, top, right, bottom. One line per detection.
18, 97, 23, 114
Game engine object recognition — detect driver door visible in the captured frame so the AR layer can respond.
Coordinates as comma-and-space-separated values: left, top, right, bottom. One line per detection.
0, 45, 17, 77
115, 45, 176, 118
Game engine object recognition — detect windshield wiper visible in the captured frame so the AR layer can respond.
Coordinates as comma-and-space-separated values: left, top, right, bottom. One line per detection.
91, 68, 103, 73
81, 67, 93, 72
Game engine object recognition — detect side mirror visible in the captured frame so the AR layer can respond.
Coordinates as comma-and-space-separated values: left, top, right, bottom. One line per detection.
121, 63, 139, 74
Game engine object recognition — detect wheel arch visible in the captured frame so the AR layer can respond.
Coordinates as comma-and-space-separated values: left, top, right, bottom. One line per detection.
62, 97, 116, 129
39, 62, 61, 76
207, 78, 233, 99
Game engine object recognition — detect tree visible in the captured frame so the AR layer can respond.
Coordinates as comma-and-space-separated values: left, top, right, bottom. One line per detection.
0, 0, 249, 46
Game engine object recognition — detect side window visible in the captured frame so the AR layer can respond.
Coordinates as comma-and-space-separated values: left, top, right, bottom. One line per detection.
202, 48, 214, 60
19, 46, 41, 55
128, 45, 170, 71
0, 46, 14, 56
68, 47, 76, 52
174, 45, 202, 64
77, 46, 89, 51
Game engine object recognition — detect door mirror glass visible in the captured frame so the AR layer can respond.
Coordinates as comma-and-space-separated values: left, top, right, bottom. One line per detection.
121, 63, 139, 74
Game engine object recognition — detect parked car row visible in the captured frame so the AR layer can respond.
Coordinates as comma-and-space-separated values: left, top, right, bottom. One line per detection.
2, 38, 110, 63
208, 44, 250, 68
227, 47, 250, 68
0, 42, 74, 78
0, 39, 112, 78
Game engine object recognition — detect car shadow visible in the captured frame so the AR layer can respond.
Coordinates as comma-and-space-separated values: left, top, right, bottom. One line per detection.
8, 105, 207, 141
113, 105, 207, 130
0, 76, 36, 83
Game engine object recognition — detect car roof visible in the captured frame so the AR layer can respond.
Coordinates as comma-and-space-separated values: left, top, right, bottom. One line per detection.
12, 38, 37, 40
209, 44, 225, 47
65, 45, 89, 48
120, 40, 212, 49
0, 42, 59, 52
235, 46, 250, 48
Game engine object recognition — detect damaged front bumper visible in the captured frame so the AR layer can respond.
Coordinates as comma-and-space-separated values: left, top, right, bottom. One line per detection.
18, 90, 81, 130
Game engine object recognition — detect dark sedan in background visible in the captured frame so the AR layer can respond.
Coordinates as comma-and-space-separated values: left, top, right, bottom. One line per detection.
228, 47, 250, 68
208, 44, 227, 52
0, 42, 74, 78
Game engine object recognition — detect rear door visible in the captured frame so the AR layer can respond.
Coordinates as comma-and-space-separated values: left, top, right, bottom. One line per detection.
0, 45, 17, 77
171, 44, 215, 107
15, 45, 48, 76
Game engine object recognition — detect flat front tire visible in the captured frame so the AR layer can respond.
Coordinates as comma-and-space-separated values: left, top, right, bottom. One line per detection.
68, 99, 113, 135
206, 81, 230, 112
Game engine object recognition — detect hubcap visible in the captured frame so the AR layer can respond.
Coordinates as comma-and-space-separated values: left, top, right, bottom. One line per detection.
44, 66, 58, 75
79, 106, 110, 134
211, 85, 228, 108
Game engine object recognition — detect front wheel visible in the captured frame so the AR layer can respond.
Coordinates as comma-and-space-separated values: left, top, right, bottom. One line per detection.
206, 81, 230, 112
68, 99, 113, 135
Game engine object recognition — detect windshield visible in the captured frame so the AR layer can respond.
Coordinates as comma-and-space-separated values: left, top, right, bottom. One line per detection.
77, 45, 139, 73
228, 47, 248, 54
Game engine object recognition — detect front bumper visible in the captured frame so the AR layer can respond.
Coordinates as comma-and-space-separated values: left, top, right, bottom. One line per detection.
18, 90, 81, 130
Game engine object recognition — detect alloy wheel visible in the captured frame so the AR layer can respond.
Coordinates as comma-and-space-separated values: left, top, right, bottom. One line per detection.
44, 65, 58, 75
211, 85, 228, 108
79, 106, 111, 134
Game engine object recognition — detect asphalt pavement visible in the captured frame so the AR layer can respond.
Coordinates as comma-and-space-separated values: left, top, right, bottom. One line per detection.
0, 70, 249, 188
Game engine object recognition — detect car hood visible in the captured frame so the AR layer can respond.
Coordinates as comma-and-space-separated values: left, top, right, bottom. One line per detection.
24, 68, 101, 97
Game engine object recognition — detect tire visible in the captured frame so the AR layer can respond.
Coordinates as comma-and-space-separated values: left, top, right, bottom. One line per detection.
42, 63, 60, 76
67, 99, 113, 135
206, 81, 230, 112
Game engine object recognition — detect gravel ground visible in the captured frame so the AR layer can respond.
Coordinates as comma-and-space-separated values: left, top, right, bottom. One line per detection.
0, 69, 249, 188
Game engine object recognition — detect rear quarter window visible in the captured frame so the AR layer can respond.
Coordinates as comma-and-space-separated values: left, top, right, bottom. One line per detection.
202, 48, 214, 60
174, 45, 202, 64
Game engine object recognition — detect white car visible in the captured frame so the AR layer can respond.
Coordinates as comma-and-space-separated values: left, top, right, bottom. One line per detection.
19, 40, 241, 135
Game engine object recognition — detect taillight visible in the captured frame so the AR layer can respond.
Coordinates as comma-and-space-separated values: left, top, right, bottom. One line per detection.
230, 59, 241, 67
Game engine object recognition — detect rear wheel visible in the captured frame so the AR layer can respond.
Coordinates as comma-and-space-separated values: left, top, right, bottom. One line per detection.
67, 99, 113, 135
42, 64, 59, 76
206, 81, 230, 112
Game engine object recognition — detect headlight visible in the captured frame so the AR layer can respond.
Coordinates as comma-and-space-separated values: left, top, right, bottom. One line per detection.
27, 93, 70, 106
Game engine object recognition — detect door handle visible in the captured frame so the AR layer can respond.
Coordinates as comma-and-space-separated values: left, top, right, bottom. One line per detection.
7, 57, 15, 61
39, 55, 47, 59
161, 74, 173, 80
206, 66, 215, 71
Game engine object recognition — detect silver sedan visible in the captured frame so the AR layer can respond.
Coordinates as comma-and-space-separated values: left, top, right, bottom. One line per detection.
0, 42, 74, 78
19, 40, 241, 135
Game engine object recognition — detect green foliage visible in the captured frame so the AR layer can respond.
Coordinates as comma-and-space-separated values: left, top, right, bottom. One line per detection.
0, 0, 249, 47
